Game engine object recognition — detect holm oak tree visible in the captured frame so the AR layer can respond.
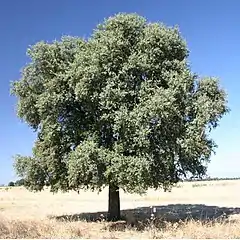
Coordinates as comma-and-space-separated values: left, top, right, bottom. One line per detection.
11, 13, 228, 221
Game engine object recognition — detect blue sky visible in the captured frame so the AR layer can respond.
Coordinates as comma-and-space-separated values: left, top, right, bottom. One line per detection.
0, 0, 239, 184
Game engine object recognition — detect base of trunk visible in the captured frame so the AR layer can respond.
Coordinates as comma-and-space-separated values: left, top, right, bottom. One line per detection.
108, 184, 120, 221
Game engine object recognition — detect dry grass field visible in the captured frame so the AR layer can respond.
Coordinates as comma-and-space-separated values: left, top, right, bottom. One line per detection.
1, 180, 240, 238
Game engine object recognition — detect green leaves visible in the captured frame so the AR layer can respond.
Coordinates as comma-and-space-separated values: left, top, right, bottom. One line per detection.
13, 155, 46, 191
11, 13, 228, 194
67, 140, 107, 192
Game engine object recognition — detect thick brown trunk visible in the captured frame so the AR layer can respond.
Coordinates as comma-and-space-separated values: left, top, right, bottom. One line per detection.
108, 184, 120, 221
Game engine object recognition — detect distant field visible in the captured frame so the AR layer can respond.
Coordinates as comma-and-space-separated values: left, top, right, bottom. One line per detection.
1, 180, 240, 238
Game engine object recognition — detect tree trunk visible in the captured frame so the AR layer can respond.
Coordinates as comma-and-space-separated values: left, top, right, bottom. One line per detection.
108, 184, 120, 221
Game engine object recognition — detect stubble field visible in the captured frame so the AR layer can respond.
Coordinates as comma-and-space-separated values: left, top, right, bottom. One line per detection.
1, 180, 240, 239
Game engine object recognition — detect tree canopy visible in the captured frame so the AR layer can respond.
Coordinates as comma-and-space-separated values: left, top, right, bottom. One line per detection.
11, 13, 228, 220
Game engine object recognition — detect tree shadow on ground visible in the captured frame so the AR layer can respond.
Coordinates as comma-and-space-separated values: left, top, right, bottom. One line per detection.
50, 204, 240, 229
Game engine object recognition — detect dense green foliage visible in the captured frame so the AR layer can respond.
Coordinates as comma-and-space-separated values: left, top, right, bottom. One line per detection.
12, 13, 228, 195
14, 178, 25, 186
8, 181, 15, 187
5, 179, 26, 187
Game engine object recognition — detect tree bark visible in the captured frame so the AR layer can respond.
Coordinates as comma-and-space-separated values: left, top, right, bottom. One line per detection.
108, 183, 120, 221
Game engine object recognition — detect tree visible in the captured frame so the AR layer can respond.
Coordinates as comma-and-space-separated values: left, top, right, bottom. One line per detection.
11, 13, 228, 221
8, 181, 15, 187
15, 178, 25, 186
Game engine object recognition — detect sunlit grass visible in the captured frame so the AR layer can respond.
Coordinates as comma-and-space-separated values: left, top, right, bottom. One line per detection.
0, 180, 240, 238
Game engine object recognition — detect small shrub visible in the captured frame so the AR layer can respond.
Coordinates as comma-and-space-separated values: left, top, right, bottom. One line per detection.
192, 183, 208, 188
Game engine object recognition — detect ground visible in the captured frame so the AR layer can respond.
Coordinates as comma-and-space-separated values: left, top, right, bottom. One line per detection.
1, 180, 240, 238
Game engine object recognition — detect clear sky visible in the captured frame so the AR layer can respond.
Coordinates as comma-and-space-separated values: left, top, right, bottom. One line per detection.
0, 0, 239, 184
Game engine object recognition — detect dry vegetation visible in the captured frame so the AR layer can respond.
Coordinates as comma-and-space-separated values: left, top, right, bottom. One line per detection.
1, 180, 240, 238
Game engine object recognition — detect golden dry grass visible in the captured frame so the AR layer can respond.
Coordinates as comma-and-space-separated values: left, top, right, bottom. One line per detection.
1, 180, 240, 238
